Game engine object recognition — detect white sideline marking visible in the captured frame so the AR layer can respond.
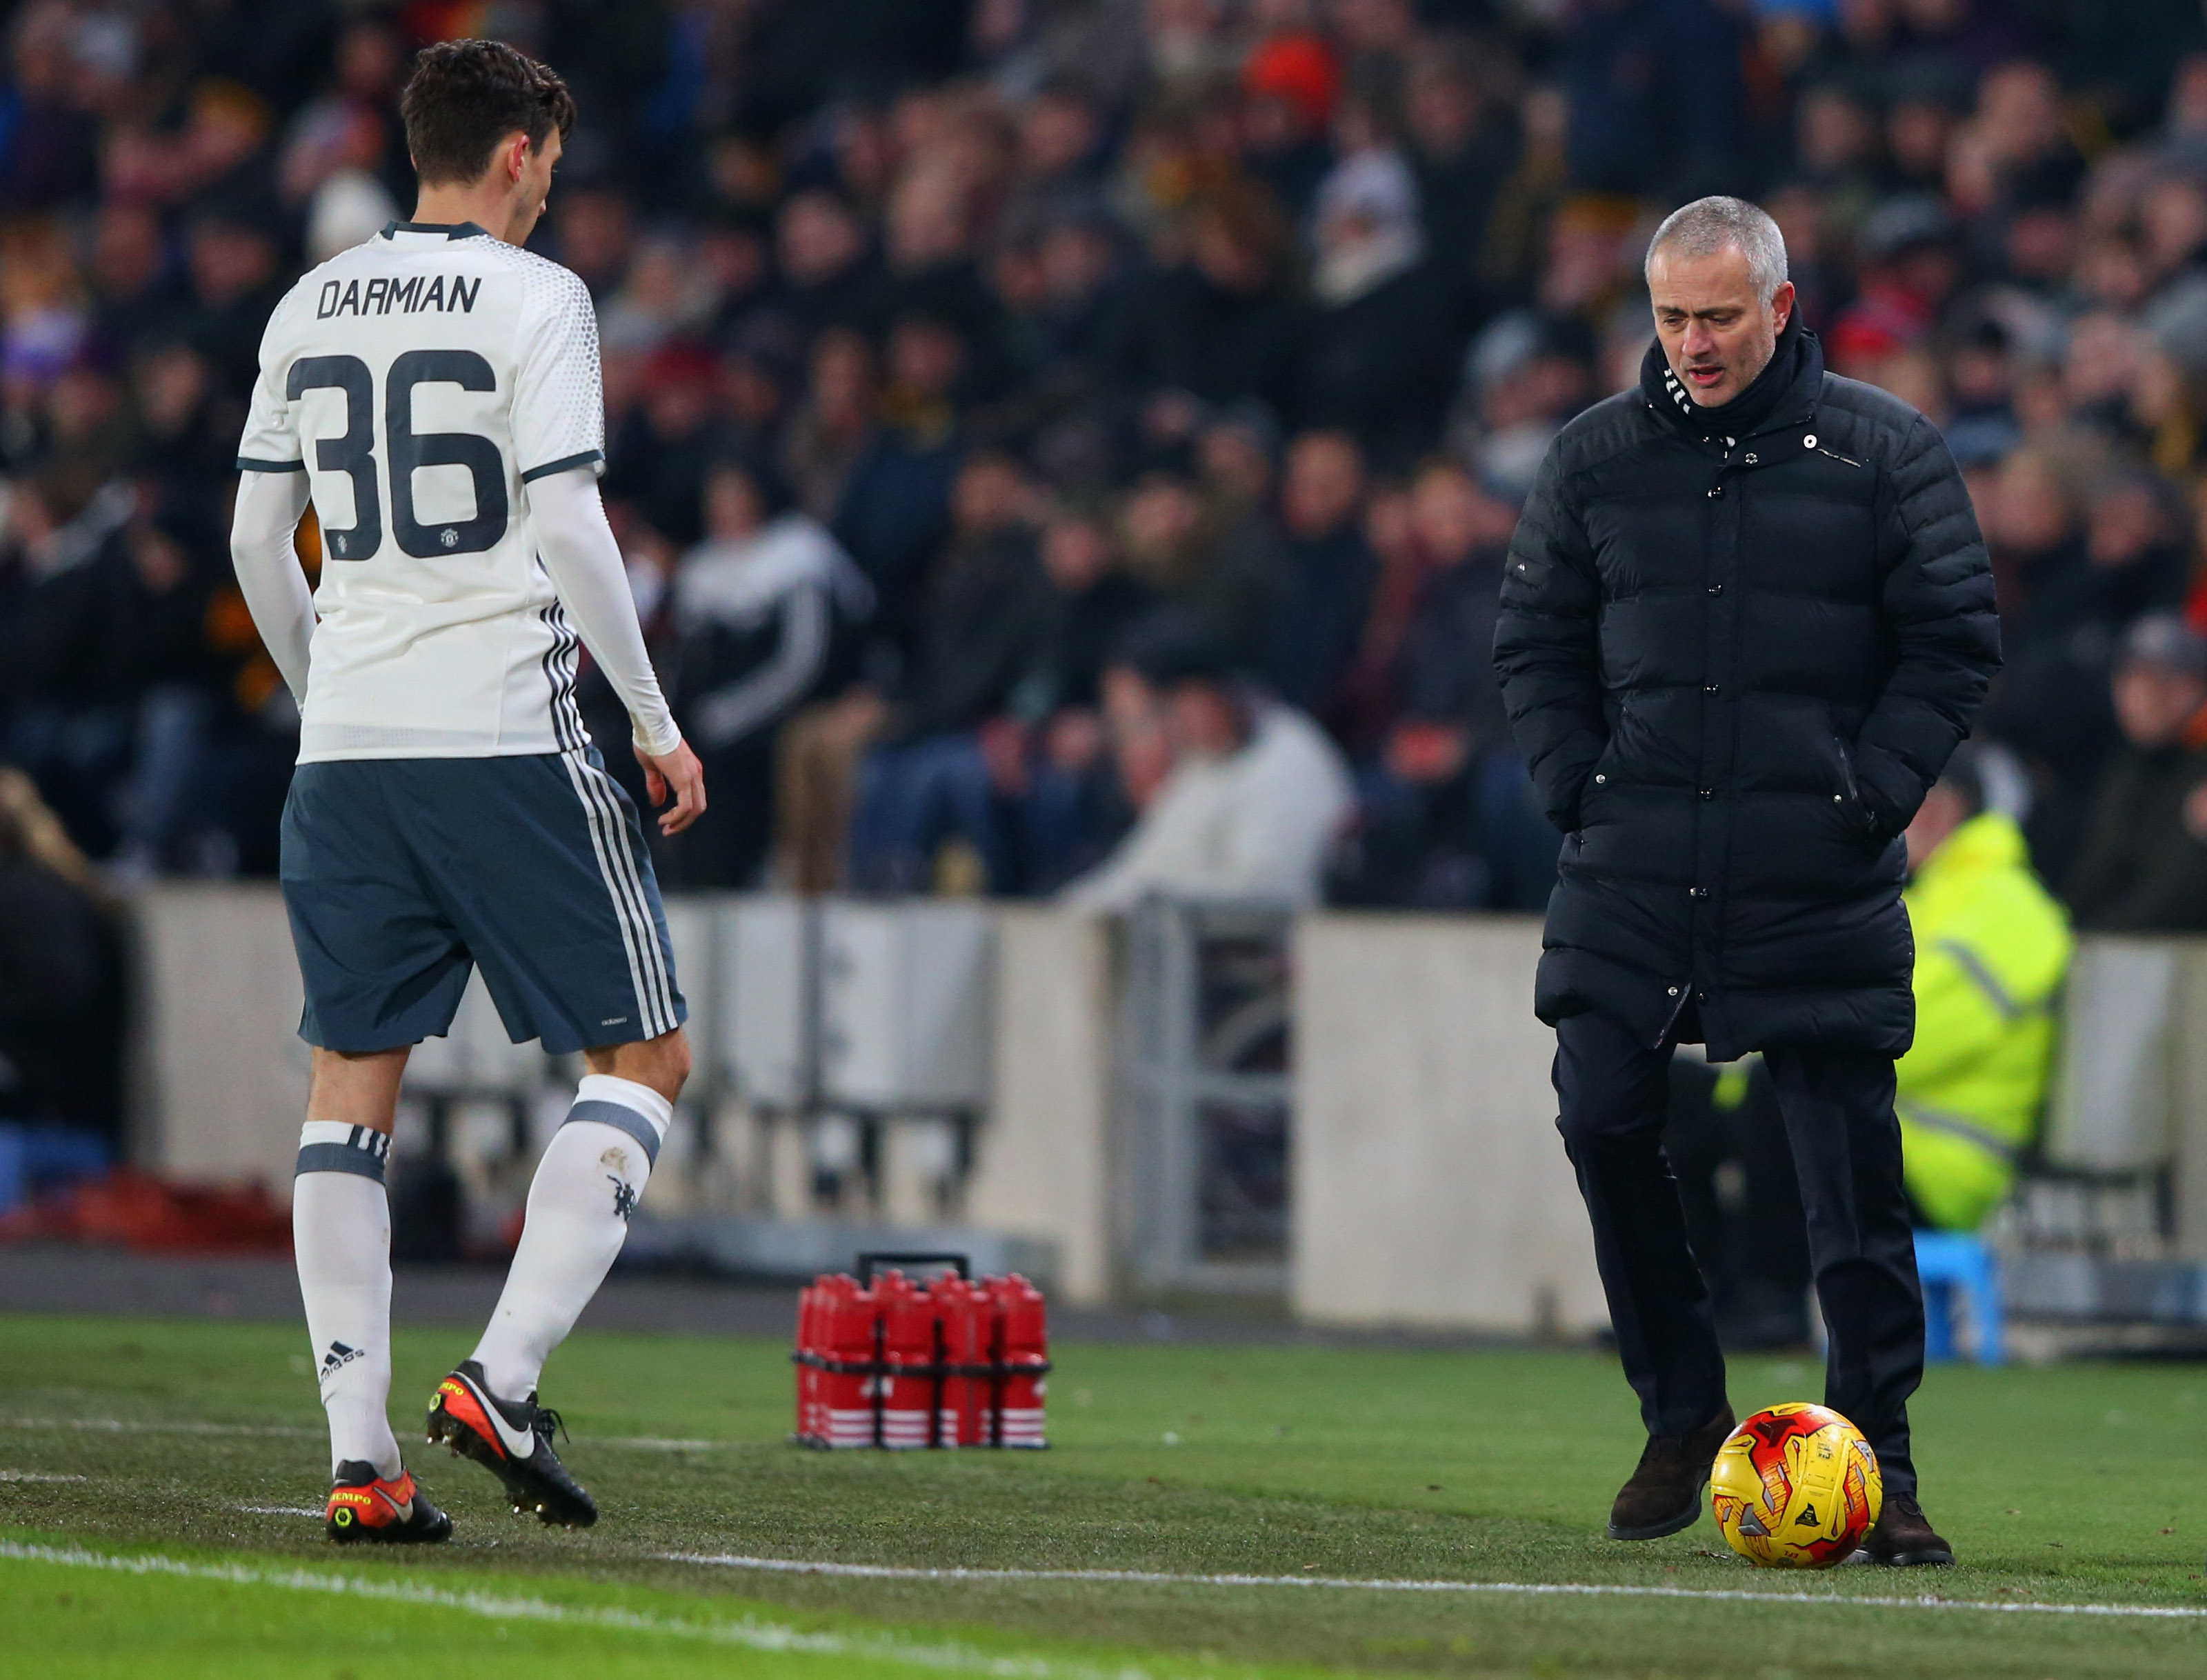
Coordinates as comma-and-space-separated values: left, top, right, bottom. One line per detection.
666, 1552, 2207, 1621
3, 1417, 315, 1439
0, 1470, 85, 1483
235, 1506, 322, 1517
0, 1541, 1132, 1679
0, 1418, 735, 1453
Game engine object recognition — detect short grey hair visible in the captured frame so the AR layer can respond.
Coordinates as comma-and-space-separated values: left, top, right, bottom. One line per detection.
1644, 196, 1789, 304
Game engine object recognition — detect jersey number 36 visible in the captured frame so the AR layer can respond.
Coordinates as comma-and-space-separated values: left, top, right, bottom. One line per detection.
288, 349, 508, 562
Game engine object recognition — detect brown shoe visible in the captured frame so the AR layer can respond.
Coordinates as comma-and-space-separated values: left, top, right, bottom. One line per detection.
1855, 1492, 1954, 1566
1606, 1406, 1736, 1540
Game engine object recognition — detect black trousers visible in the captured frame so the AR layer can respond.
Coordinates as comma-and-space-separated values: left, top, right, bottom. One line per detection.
1552, 1008, 1924, 1497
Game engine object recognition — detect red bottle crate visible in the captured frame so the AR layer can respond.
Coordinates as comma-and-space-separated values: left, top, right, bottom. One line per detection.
790, 1256, 1050, 1450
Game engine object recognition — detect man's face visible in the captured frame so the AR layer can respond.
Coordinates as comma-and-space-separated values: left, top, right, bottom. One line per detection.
1410, 467, 1481, 565
1282, 434, 1364, 539
953, 457, 1024, 534
1649, 244, 1794, 407
1168, 681, 1243, 759
888, 319, 963, 401
1904, 783, 1971, 873
780, 194, 863, 286
2114, 662, 2207, 749
1041, 519, 1110, 592
1199, 424, 1271, 504
189, 223, 274, 305
94, 204, 161, 294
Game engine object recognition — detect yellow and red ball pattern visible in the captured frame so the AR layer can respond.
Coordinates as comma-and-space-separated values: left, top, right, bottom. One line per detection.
1710, 1403, 1882, 1568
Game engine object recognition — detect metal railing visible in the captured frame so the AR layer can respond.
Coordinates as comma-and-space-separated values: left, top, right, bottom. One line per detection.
1116, 897, 1296, 1296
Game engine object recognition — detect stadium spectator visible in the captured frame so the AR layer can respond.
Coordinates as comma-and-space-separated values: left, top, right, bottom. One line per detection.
0, 767, 123, 1150
1895, 746, 2072, 1234
781, 328, 881, 526
1989, 464, 2188, 874
1265, 428, 1374, 721
1400, 35, 1518, 320
1018, 499, 1155, 737
1008, 499, 1153, 891
832, 312, 966, 650
1335, 455, 1551, 910
2063, 613, 2207, 930
660, 459, 872, 890
1301, 146, 1457, 461
1109, 181, 1308, 425
601, 342, 723, 549
1063, 614, 1352, 912
1127, 417, 1281, 674
846, 449, 1055, 893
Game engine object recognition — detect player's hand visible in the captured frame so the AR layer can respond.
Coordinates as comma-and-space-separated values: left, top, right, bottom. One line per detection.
637, 738, 706, 836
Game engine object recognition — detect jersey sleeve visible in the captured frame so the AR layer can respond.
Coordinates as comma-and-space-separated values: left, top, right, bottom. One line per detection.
512, 266, 606, 483
235, 288, 305, 474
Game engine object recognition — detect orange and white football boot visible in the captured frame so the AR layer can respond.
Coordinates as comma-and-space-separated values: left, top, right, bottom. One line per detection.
426, 1359, 597, 1528
325, 1461, 452, 1544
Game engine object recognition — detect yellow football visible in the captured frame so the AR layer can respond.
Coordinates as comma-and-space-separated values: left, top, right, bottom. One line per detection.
1710, 1402, 1882, 1568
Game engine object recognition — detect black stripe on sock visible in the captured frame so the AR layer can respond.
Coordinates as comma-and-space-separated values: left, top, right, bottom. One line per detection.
295, 1128, 390, 1181
564, 1100, 662, 1168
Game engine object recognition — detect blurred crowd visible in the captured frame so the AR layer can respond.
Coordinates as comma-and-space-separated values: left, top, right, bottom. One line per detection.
1, 0, 2205, 928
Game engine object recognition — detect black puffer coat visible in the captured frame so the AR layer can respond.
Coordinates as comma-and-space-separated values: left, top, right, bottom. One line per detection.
1494, 319, 1999, 1059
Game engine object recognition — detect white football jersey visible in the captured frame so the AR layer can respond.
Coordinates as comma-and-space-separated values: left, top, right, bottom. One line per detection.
238, 220, 606, 762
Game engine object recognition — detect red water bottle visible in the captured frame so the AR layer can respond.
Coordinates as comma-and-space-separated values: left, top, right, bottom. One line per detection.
933, 1274, 992, 1448
877, 1270, 939, 1449
818, 1273, 881, 1448
990, 1273, 1050, 1448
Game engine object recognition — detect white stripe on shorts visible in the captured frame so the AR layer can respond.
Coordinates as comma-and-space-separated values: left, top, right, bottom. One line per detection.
559, 750, 677, 1039
577, 754, 678, 1034
581, 754, 677, 1039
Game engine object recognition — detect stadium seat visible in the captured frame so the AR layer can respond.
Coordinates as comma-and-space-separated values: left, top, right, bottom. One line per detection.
0, 1123, 110, 1217
1913, 1229, 2004, 1365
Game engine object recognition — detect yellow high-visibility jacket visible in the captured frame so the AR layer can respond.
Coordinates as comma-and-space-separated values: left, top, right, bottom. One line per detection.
1896, 812, 2072, 1231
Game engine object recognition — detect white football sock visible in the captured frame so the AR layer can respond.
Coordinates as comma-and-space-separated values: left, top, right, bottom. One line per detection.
470, 1075, 668, 1399
292, 1122, 401, 1481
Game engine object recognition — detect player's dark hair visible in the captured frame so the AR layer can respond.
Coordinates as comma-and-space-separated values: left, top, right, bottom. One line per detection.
401, 39, 576, 186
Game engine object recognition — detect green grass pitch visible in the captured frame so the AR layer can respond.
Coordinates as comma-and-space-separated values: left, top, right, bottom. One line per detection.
3, 1313, 2206, 1677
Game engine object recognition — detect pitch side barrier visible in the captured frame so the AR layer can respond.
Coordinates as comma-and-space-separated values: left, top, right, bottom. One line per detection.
116, 886, 2207, 1335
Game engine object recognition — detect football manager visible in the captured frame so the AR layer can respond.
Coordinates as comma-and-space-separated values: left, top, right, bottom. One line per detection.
1494, 196, 1999, 1566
